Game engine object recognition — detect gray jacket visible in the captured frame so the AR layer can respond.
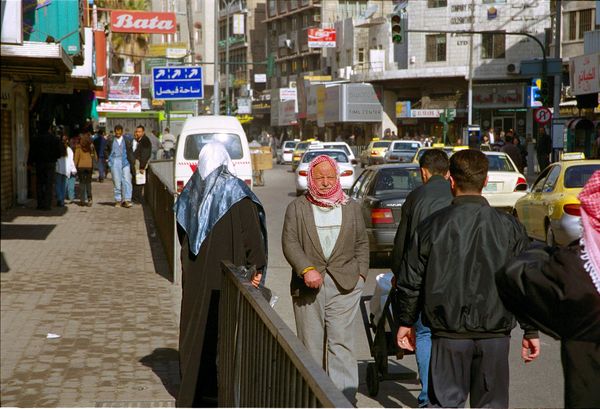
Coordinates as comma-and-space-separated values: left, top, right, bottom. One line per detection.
282, 195, 369, 296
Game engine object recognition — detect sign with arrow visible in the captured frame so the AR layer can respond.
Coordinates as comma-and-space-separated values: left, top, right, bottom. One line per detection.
152, 66, 203, 100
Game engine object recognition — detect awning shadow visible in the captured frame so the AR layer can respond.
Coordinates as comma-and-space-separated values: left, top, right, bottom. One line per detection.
1, 224, 56, 240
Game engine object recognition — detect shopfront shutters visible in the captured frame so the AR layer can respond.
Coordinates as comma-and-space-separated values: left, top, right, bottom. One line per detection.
1, 110, 14, 209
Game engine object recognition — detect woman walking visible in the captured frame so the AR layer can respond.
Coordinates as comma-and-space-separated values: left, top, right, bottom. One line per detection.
55, 136, 77, 207
74, 131, 96, 206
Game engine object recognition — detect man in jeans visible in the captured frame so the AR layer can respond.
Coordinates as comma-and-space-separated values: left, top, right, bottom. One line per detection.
391, 149, 452, 407
106, 124, 134, 208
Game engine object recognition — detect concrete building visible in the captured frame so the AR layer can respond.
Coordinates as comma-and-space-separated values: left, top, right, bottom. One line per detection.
352, 0, 553, 143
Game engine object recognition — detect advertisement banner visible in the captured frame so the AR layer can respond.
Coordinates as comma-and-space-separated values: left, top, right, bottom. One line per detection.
111, 10, 176, 34
237, 97, 251, 114
308, 28, 336, 48
97, 101, 142, 113
343, 84, 382, 122
473, 84, 524, 108
94, 30, 108, 99
108, 75, 142, 101
280, 99, 297, 126
396, 101, 411, 118
570, 53, 600, 96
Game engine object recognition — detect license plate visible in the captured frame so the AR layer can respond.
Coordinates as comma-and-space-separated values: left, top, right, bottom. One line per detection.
484, 182, 498, 192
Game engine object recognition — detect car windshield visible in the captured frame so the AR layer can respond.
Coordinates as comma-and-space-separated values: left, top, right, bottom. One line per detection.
487, 155, 516, 172
302, 150, 349, 163
373, 167, 422, 195
373, 142, 390, 148
184, 133, 243, 160
283, 141, 298, 149
323, 144, 351, 155
392, 142, 420, 151
564, 164, 600, 188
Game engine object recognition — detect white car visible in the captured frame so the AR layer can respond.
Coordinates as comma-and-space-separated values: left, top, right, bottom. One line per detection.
482, 151, 528, 210
308, 141, 357, 164
295, 149, 356, 196
279, 140, 299, 164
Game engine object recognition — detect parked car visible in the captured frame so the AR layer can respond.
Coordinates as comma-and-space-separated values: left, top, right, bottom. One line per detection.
482, 151, 528, 210
390, 140, 422, 152
278, 140, 299, 164
295, 149, 355, 196
174, 116, 253, 193
349, 164, 423, 258
359, 139, 391, 167
308, 141, 357, 164
514, 154, 600, 245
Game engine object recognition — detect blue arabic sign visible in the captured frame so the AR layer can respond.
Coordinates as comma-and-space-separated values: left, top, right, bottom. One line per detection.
152, 66, 203, 100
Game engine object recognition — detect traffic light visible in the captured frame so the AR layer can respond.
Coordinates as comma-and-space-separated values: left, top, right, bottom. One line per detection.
391, 11, 402, 44
534, 78, 550, 107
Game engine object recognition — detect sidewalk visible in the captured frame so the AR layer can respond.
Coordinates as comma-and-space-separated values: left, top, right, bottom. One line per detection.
1, 177, 181, 407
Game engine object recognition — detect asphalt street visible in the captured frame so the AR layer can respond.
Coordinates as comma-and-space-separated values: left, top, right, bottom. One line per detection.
255, 163, 564, 408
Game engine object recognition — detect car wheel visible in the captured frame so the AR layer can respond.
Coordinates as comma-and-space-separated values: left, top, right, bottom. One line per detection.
545, 222, 556, 246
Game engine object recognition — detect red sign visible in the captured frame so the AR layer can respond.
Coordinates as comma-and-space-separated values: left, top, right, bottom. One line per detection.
111, 10, 176, 34
108, 75, 141, 101
94, 30, 107, 100
307, 28, 336, 48
534, 107, 552, 125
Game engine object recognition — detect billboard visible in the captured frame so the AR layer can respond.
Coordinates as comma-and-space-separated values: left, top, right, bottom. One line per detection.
308, 28, 336, 48
570, 53, 599, 96
108, 75, 142, 101
111, 10, 177, 34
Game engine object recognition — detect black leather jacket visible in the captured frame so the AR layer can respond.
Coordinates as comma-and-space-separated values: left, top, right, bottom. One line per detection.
396, 195, 537, 339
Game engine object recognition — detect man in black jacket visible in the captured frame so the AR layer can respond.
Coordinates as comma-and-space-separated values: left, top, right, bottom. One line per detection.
29, 120, 62, 210
132, 125, 152, 203
395, 149, 540, 408
391, 149, 452, 407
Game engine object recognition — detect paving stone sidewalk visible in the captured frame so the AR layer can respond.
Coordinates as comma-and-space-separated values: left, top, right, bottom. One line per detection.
1, 177, 182, 407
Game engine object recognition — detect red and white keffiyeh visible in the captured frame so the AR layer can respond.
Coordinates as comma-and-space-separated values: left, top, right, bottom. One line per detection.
578, 170, 600, 294
305, 155, 349, 208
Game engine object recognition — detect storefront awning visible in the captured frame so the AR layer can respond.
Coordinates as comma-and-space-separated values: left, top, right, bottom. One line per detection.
1, 41, 73, 81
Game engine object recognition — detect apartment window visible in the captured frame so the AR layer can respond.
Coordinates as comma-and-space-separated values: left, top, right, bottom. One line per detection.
481, 32, 505, 59
358, 48, 365, 64
568, 11, 577, 40
428, 0, 447, 8
426, 34, 446, 62
291, 60, 298, 73
267, 0, 276, 17
579, 9, 592, 39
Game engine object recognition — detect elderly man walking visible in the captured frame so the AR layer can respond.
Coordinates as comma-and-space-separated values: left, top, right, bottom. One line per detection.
282, 155, 369, 404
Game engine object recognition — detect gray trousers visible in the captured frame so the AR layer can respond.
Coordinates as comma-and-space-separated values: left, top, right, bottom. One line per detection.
293, 273, 364, 402
429, 336, 510, 408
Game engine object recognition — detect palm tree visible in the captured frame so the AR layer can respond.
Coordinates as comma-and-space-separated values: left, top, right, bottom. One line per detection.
96, 0, 150, 73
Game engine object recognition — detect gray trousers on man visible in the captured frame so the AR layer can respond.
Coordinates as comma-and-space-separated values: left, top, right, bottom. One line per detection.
293, 273, 364, 402
428, 336, 510, 408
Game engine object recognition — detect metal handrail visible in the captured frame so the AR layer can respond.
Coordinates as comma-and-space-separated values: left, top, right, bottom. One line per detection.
218, 261, 352, 408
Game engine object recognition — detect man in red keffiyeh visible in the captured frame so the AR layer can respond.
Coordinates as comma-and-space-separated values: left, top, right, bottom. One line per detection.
282, 154, 368, 404
497, 170, 600, 408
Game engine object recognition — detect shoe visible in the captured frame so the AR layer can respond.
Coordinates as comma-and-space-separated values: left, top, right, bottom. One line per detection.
122, 201, 132, 208
114, 202, 122, 207
86, 201, 92, 207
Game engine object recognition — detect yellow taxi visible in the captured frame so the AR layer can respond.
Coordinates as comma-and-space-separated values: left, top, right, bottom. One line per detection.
291, 138, 319, 171
513, 153, 600, 245
411, 144, 469, 163
359, 138, 391, 168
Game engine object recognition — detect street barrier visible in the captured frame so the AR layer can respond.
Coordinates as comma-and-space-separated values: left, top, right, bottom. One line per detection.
146, 161, 181, 284
218, 261, 352, 408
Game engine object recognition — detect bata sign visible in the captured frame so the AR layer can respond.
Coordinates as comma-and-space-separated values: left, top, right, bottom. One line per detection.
111, 11, 176, 34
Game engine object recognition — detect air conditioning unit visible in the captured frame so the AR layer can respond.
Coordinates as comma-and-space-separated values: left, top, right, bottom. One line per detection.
506, 63, 519, 75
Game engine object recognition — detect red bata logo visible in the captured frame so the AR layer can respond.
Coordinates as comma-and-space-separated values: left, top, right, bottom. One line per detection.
111, 11, 176, 34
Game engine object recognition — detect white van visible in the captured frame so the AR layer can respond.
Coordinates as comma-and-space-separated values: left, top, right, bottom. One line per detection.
174, 116, 253, 193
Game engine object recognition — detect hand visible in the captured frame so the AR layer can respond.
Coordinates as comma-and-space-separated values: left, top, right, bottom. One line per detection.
251, 272, 262, 288
303, 270, 323, 289
522, 337, 540, 363
396, 326, 415, 351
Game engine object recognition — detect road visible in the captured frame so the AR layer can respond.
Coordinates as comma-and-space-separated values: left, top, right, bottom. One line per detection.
254, 163, 564, 408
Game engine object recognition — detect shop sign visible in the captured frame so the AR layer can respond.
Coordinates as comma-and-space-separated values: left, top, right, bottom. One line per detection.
1, 0, 22, 44
411, 109, 445, 118
97, 101, 142, 113
252, 101, 270, 112
473, 84, 524, 108
166, 48, 187, 59
148, 42, 188, 57
570, 53, 600, 96
111, 10, 176, 34
280, 99, 297, 126
94, 30, 108, 99
343, 84, 382, 122
237, 97, 251, 114
254, 74, 267, 83
396, 101, 411, 118
41, 83, 73, 94
279, 87, 297, 101
108, 75, 141, 101
308, 28, 336, 48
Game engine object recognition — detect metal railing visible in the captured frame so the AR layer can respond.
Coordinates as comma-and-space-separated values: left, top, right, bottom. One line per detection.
146, 161, 180, 284
218, 261, 352, 408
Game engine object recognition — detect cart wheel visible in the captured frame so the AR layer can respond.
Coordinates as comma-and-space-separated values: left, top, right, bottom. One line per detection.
366, 362, 379, 397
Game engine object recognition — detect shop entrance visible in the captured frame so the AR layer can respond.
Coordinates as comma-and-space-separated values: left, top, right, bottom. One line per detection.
492, 115, 515, 134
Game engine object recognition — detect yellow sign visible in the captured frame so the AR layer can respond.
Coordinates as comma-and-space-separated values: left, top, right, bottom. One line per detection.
237, 114, 254, 124
304, 75, 332, 82
148, 42, 188, 57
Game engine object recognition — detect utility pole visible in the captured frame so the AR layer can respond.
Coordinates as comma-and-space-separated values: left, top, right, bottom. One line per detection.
213, 1, 220, 115
185, 0, 199, 116
225, 0, 231, 116
552, 0, 562, 161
